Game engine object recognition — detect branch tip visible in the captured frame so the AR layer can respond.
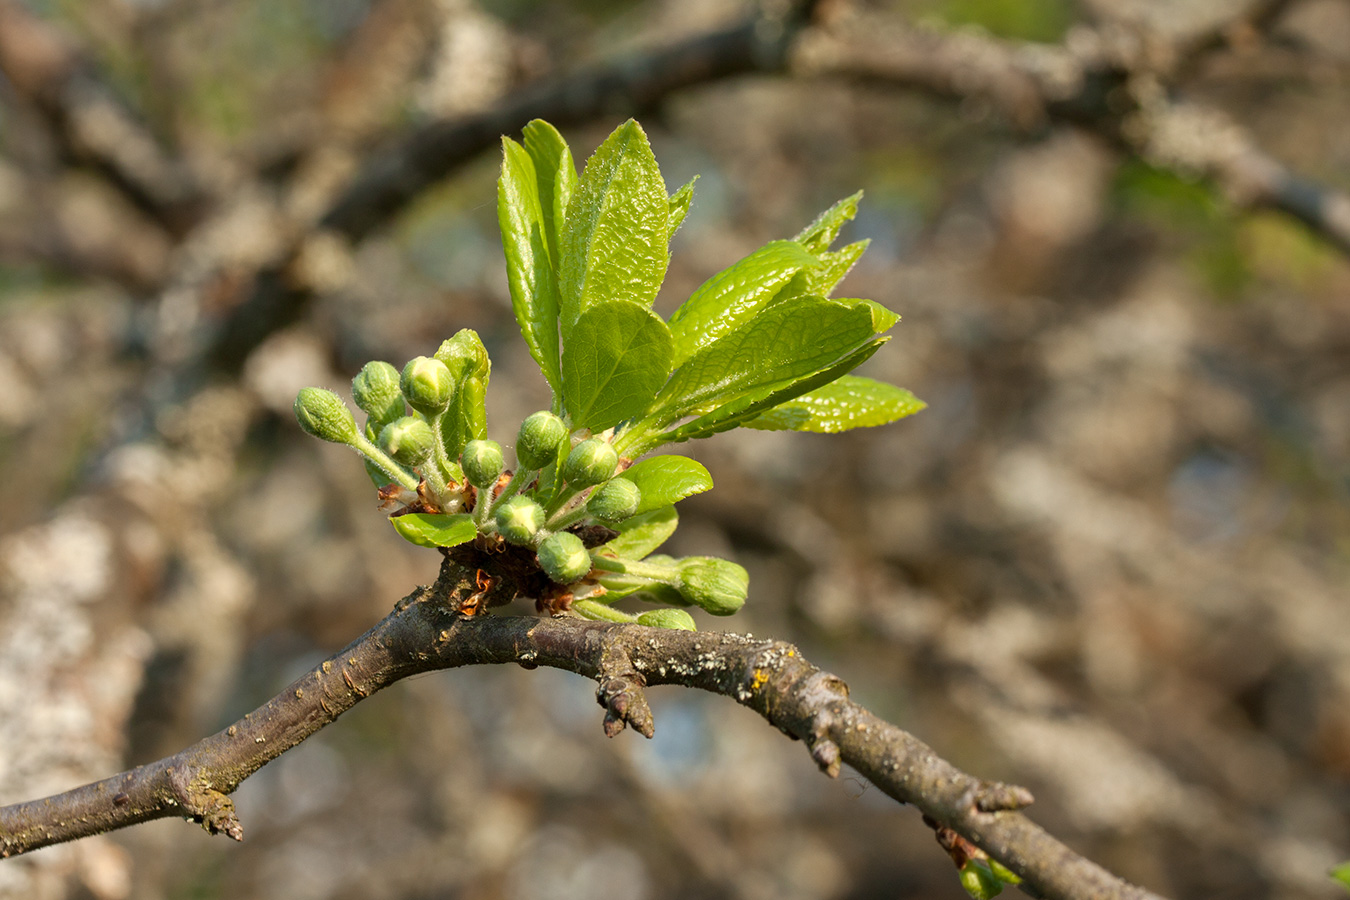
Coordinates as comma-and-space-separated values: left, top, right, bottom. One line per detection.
597, 675, 655, 739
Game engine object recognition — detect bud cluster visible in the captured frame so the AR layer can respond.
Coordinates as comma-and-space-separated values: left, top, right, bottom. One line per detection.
294, 334, 747, 630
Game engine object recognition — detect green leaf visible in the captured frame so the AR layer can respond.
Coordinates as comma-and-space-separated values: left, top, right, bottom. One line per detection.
559, 120, 670, 326
498, 138, 563, 395
390, 513, 477, 549
796, 190, 862, 253
745, 375, 925, 433
808, 239, 868, 296
668, 240, 819, 367
439, 375, 487, 460
622, 455, 713, 515
658, 338, 887, 446
1332, 861, 1350, 892
599, 506, 678, 560
838, 297, 900, 333
522, 119, 576, 266
668, 175, 697, 234
561, 300, 673, 432
654, 296, 878, 422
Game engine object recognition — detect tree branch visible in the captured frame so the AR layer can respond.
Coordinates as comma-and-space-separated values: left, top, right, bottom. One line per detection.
0, 558, 1167, 900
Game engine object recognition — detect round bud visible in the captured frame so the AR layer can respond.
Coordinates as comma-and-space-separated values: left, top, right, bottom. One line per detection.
434, 329, 490, 381
378, 416, 435, 466
461, 439, 505, 489
675, 557, 748, 616
562, 437, 618, 488
537, 532, 591, 584
587, 477, 640, 523
400, 356, 454, 416
294, 387, 358, 444
515, 411, 568, 471
636, 608, 696, 631
494, 495, 545, 546
351, 361, 404, 427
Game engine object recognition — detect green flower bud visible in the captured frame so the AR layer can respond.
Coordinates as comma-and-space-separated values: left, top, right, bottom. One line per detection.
461, 439, 505, 489
515, 411, 568, 471
959, 861, 1004, 900
434, 328, 490, 381
676, 557, 748, 616
562, 437, 618, 488
636, 608, 696, 631
378, 416, 436, 466
294, 387, 358, 444
588, 477, 640, 523
537, 532, 591, 584
351, 361, 404, 427
400, 356, 454, 416
494, 495, 545, 546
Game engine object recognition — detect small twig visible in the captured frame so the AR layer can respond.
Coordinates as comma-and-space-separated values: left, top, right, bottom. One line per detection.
0, 558, 1166, 900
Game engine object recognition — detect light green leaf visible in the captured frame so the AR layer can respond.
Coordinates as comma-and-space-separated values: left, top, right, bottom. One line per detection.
808, 239, 868, 296
390, 513, 477, 549
669, 175, 697, 234
559, 120, 670, 326
657, 338, 887, 446
745, 375, 924, 433
837, 298, 900, 333
561, 300, 673, 432
599, 506, 678, 560
668, 240, 819, 367
796, 191, 862, 253
654, 296, 877, 422
498, 138, 562, 395
439, 375, 487, 460
522, 119, 576, 267
622, 455, 713, 515
1332, 861, 1350, 892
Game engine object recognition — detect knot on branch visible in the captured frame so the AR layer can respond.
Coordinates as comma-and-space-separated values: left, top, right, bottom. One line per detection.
167, 766, 243, 841
596, 674, 654, 739
970, 780, 1035, 813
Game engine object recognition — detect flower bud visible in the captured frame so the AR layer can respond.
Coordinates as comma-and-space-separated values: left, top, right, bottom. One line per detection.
351, 361, 404, 427
515, 411, 568, 471
494, 495, 545, 546
461, 439, 505, 489
959, 861, 1004, 900
378, 416, 435, 466
588, 477, 640, 522
537, 532, 591, 584
676, 557, 748, 616
400, 356, 454, 416
636, 609, 696, 631
434, 328, 490, 381
562, 437, 618, 488
294, 387, 358, 444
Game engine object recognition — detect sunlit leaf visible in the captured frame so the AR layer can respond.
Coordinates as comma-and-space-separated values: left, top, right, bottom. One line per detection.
598, 506, 678, 560
390, 513, 477, 549
622, 455, 713, 515
745, 375, 924, 433
561, 300, 673, 432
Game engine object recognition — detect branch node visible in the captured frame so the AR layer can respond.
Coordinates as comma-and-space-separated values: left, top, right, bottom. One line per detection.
809, 736, 842, 778
596, 675, 654, 739
971, 780, 1035, 812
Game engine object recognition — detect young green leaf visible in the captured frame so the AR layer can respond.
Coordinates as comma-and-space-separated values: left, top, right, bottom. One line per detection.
439, 375, 487, 461
1333, 861, 1350, 892
561, 299, 673, 432
390, 513, 477, 549
559, 120, 670, 326
652, 296, 878, 423
498, 138, 563, 394
522, 119, 576, 266
622, 455, 713, 515
668, 175, 698, 234
598, 506, 678, 560
744, 375, 925, 433
667, 240, 819, 367
807, 239, 868, 296
796, 190, 862, 253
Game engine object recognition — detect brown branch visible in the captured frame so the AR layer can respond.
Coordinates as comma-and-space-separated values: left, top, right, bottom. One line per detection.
0, 558, 1168, 900
791, 11, 1350, 257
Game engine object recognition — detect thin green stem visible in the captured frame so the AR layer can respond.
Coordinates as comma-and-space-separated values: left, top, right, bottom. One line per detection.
570, 599, 638, 623
591, 555, 679, 582
351, 434, 420, 491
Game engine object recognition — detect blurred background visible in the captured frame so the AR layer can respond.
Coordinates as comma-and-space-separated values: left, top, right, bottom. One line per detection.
1, 0, 1348, 898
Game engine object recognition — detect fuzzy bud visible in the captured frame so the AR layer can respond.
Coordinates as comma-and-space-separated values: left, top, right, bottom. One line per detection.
434, 328, 490, 381
562, 437, 618, 488
676, 557, 748, 616
494, 495, 545, 546
378, 416, 435, 466
294, 387, 358, 444
537, 532, 591, 584
636, 608, 696, 631
400, 356, 454, 416
351, 361, 404, 427
461, 439, 505, 489
588, 477, 640, 522
515, 411, 568, 471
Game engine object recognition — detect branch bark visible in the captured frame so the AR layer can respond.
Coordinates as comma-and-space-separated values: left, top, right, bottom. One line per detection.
0, 558, 1167, 900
